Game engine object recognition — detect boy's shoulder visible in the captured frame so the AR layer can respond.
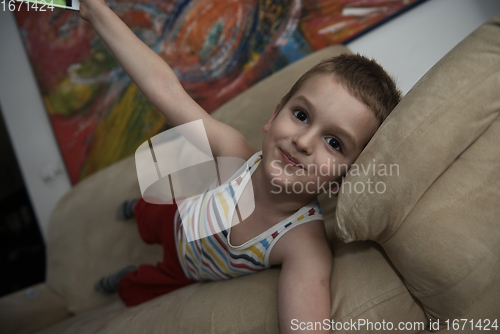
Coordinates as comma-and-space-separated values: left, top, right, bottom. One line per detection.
270, 219, 331, 266
205, 116, 259, 161
214, 138, 258, 161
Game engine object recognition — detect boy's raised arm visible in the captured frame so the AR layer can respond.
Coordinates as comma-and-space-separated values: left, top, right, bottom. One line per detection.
79, 0, 253, 158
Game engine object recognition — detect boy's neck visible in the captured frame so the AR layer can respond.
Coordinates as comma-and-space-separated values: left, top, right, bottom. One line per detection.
251, 163, 317, 220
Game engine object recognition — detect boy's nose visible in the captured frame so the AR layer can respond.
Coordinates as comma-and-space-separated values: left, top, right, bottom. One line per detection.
292, 130, 315, 155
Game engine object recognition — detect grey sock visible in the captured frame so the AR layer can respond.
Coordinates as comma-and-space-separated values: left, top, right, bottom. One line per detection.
116, 198, 138, 220
94, 265, 137, 294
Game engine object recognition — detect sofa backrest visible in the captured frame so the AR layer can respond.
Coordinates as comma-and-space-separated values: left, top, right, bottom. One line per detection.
335, 14, 500, 320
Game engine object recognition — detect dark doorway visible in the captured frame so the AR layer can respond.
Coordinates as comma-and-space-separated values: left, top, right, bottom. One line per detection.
0, 106, 45, 297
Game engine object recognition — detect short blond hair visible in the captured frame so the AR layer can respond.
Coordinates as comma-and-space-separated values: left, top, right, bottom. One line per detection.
278, 54, 401, 124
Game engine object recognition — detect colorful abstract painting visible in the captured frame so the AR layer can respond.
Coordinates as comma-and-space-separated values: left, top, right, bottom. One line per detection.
15, 0, 425, 184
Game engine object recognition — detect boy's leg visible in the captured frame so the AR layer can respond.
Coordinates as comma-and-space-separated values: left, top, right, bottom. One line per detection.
117, 199, 196, 306
118, 263, 195, 306
132, 198, 178, 245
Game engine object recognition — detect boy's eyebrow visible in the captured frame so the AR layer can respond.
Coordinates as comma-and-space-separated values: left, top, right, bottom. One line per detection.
294, 95, 358, 150
295, 95, 316, 113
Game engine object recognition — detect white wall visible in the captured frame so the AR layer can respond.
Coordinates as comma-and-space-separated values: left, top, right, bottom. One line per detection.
0, 9, 71, 242
346, 0, 500, 95
1, 0, 499, 241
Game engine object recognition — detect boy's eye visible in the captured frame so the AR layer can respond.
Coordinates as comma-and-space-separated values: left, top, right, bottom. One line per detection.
293, 109, 309, 124
326, 137, 342, 152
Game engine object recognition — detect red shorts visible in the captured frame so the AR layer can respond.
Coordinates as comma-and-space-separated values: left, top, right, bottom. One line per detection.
118, 198, 196, 306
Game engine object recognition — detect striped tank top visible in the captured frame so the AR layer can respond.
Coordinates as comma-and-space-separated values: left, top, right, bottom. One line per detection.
174, 151, 323, 281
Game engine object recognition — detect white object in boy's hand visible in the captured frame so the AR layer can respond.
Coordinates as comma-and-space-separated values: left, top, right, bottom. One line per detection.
14, 0, 80, 11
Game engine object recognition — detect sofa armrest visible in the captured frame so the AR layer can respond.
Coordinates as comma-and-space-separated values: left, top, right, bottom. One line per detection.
0, 283, 71, 334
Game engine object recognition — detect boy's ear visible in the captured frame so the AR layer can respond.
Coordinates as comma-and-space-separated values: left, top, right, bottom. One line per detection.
263, 104, 281, 133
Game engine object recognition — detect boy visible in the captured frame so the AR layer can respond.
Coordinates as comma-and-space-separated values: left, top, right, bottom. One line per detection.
80, 0, 400, 332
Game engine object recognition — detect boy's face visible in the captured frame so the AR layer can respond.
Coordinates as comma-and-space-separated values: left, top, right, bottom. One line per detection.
261, 74, 379, 196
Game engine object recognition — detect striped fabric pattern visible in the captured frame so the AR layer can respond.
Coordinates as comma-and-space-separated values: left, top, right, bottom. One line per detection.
174, 151, 323, 281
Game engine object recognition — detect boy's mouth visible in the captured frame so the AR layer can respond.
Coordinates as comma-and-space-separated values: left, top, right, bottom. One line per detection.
280, 149, 305, 170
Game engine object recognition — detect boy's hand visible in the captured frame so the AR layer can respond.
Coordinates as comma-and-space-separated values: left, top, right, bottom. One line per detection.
79, 0, 106, 22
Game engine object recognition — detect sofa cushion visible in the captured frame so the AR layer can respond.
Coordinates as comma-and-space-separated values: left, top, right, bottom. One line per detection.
0, 283, 70, 334
96, 270, 280, 334
36, 301, 126, 334
46, 155, 163, 314
335, 14, 500, 319
329, 239, 426, 333
385, 115, 500, 322
335, 13, 500, 243
39, 249, 426, 334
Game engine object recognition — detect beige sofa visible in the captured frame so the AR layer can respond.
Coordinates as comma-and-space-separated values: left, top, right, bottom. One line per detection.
1, 14, 499, 334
